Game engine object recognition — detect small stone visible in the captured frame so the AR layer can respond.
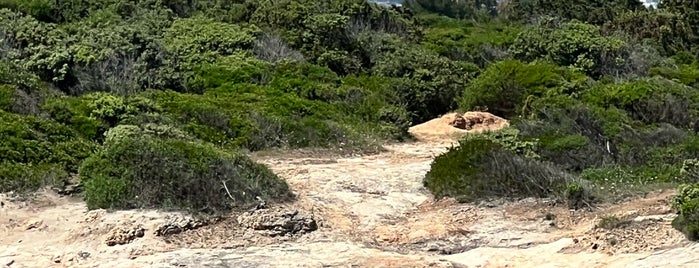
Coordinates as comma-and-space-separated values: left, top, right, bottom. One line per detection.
237, 208, 318, 237
77, 251, 90, 259
105, 225, 146, 246
25, 219, 43, 230
52, 255, 61, 263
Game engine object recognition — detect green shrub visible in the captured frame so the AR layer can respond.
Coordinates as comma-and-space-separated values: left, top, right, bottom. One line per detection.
650, 64, 699, 88
459, 60, 587, 118
103, 124, 194, 146
582, 77, 699, 127
0, 84, 13, 110
421, 18, 521, 65
681, 159, 699, 182
461, 127, 540, 159
424, 137, 590, 204
0, 162, 69, 193
672, 183, 699, 241
0, 110, 97, 174
373, 46, 476, 123
513, 104, 615, 171
42, 92, 163, 140
79, 136, 294, 212
509, 18, 627, 77
565, 182, 594, 209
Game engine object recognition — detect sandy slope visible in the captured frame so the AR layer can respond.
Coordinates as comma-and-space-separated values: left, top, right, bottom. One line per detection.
1, 113, 698, 268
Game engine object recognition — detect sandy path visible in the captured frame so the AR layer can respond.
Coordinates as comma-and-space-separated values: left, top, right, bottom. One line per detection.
1, 140, 698, 268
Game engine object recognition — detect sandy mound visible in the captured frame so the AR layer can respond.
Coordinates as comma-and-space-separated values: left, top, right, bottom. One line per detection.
408, 112, 509, 142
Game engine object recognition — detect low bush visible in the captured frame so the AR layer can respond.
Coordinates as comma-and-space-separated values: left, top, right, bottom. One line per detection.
0, 110, 96, 172
459, 60, 588, 118
513, 104, 615, 172
672, 183, 699, 241
582, 77, 699, 127
0, 162, 69, 193
79, 136, 294, 212
423, 137, 592, 207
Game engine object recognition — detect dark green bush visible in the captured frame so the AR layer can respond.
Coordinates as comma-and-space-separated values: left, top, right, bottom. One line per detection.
0, 84, 13, 110
0, 110, 96, 173
424, 137, 590, 204
459, 60, 587, 118
672, 183, 699, 241
0, 162, 69, 193
373, 45, 477, 123
509, 18, 627, 78
582, 77, 699, 127
420, 17, 521, 65
79, 136, 294, 212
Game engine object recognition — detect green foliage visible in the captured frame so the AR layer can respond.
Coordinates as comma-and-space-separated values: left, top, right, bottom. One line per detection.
461, 127, 540, 159
424, 137, 586, 203
681, 159, 699, 182
406, 0, 497, 20
0, 162, 69, 193
0, 109, 96, 192
374, 46, 477, 123
603, 10, 692, 56
500, 0, 644, 25
509, 18, 627, 77
672, 183, 699, 240
650, 64, 699, 88
0, 84, 13, 110
421, 18, 522, 64
582, 77, 699, 127
162, 16, 260, 92
459, 60, 587, 118
0, 110, 96, 170
79, 136, 294, 212
659, 0, 699, 45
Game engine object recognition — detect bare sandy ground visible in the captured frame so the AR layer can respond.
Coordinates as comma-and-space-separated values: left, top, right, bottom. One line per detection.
1, 112, 698, 268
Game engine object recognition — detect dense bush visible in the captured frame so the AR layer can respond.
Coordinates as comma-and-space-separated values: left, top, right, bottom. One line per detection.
373, 45, 478, 123
458, 60, 587, 118
420, 17, 521, 65
672, 183, 699, 240
581, 77, 699, 127
0, 110, 96, 192
406, 0, 497, 20
509, 18, 628, 77
79, 136, 294, 212
423, 137, 592, 207
0, 162, 69, 193
499, 0, 644, 25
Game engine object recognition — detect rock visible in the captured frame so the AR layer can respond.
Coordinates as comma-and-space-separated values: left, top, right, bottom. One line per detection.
77, 251, 90, 259
52, 255, 61, 263
416, 238, 478, 255
237, 208, 318, 237
52, 183, 82, 196
105, 225, 145, 246
2, 259, 14, 267
25, 219, 43, 230
155, 215, 208, 236
448, 114, 470, 130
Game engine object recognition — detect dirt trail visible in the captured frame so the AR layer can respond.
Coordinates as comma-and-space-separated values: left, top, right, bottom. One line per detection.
2, 114, 699, 267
